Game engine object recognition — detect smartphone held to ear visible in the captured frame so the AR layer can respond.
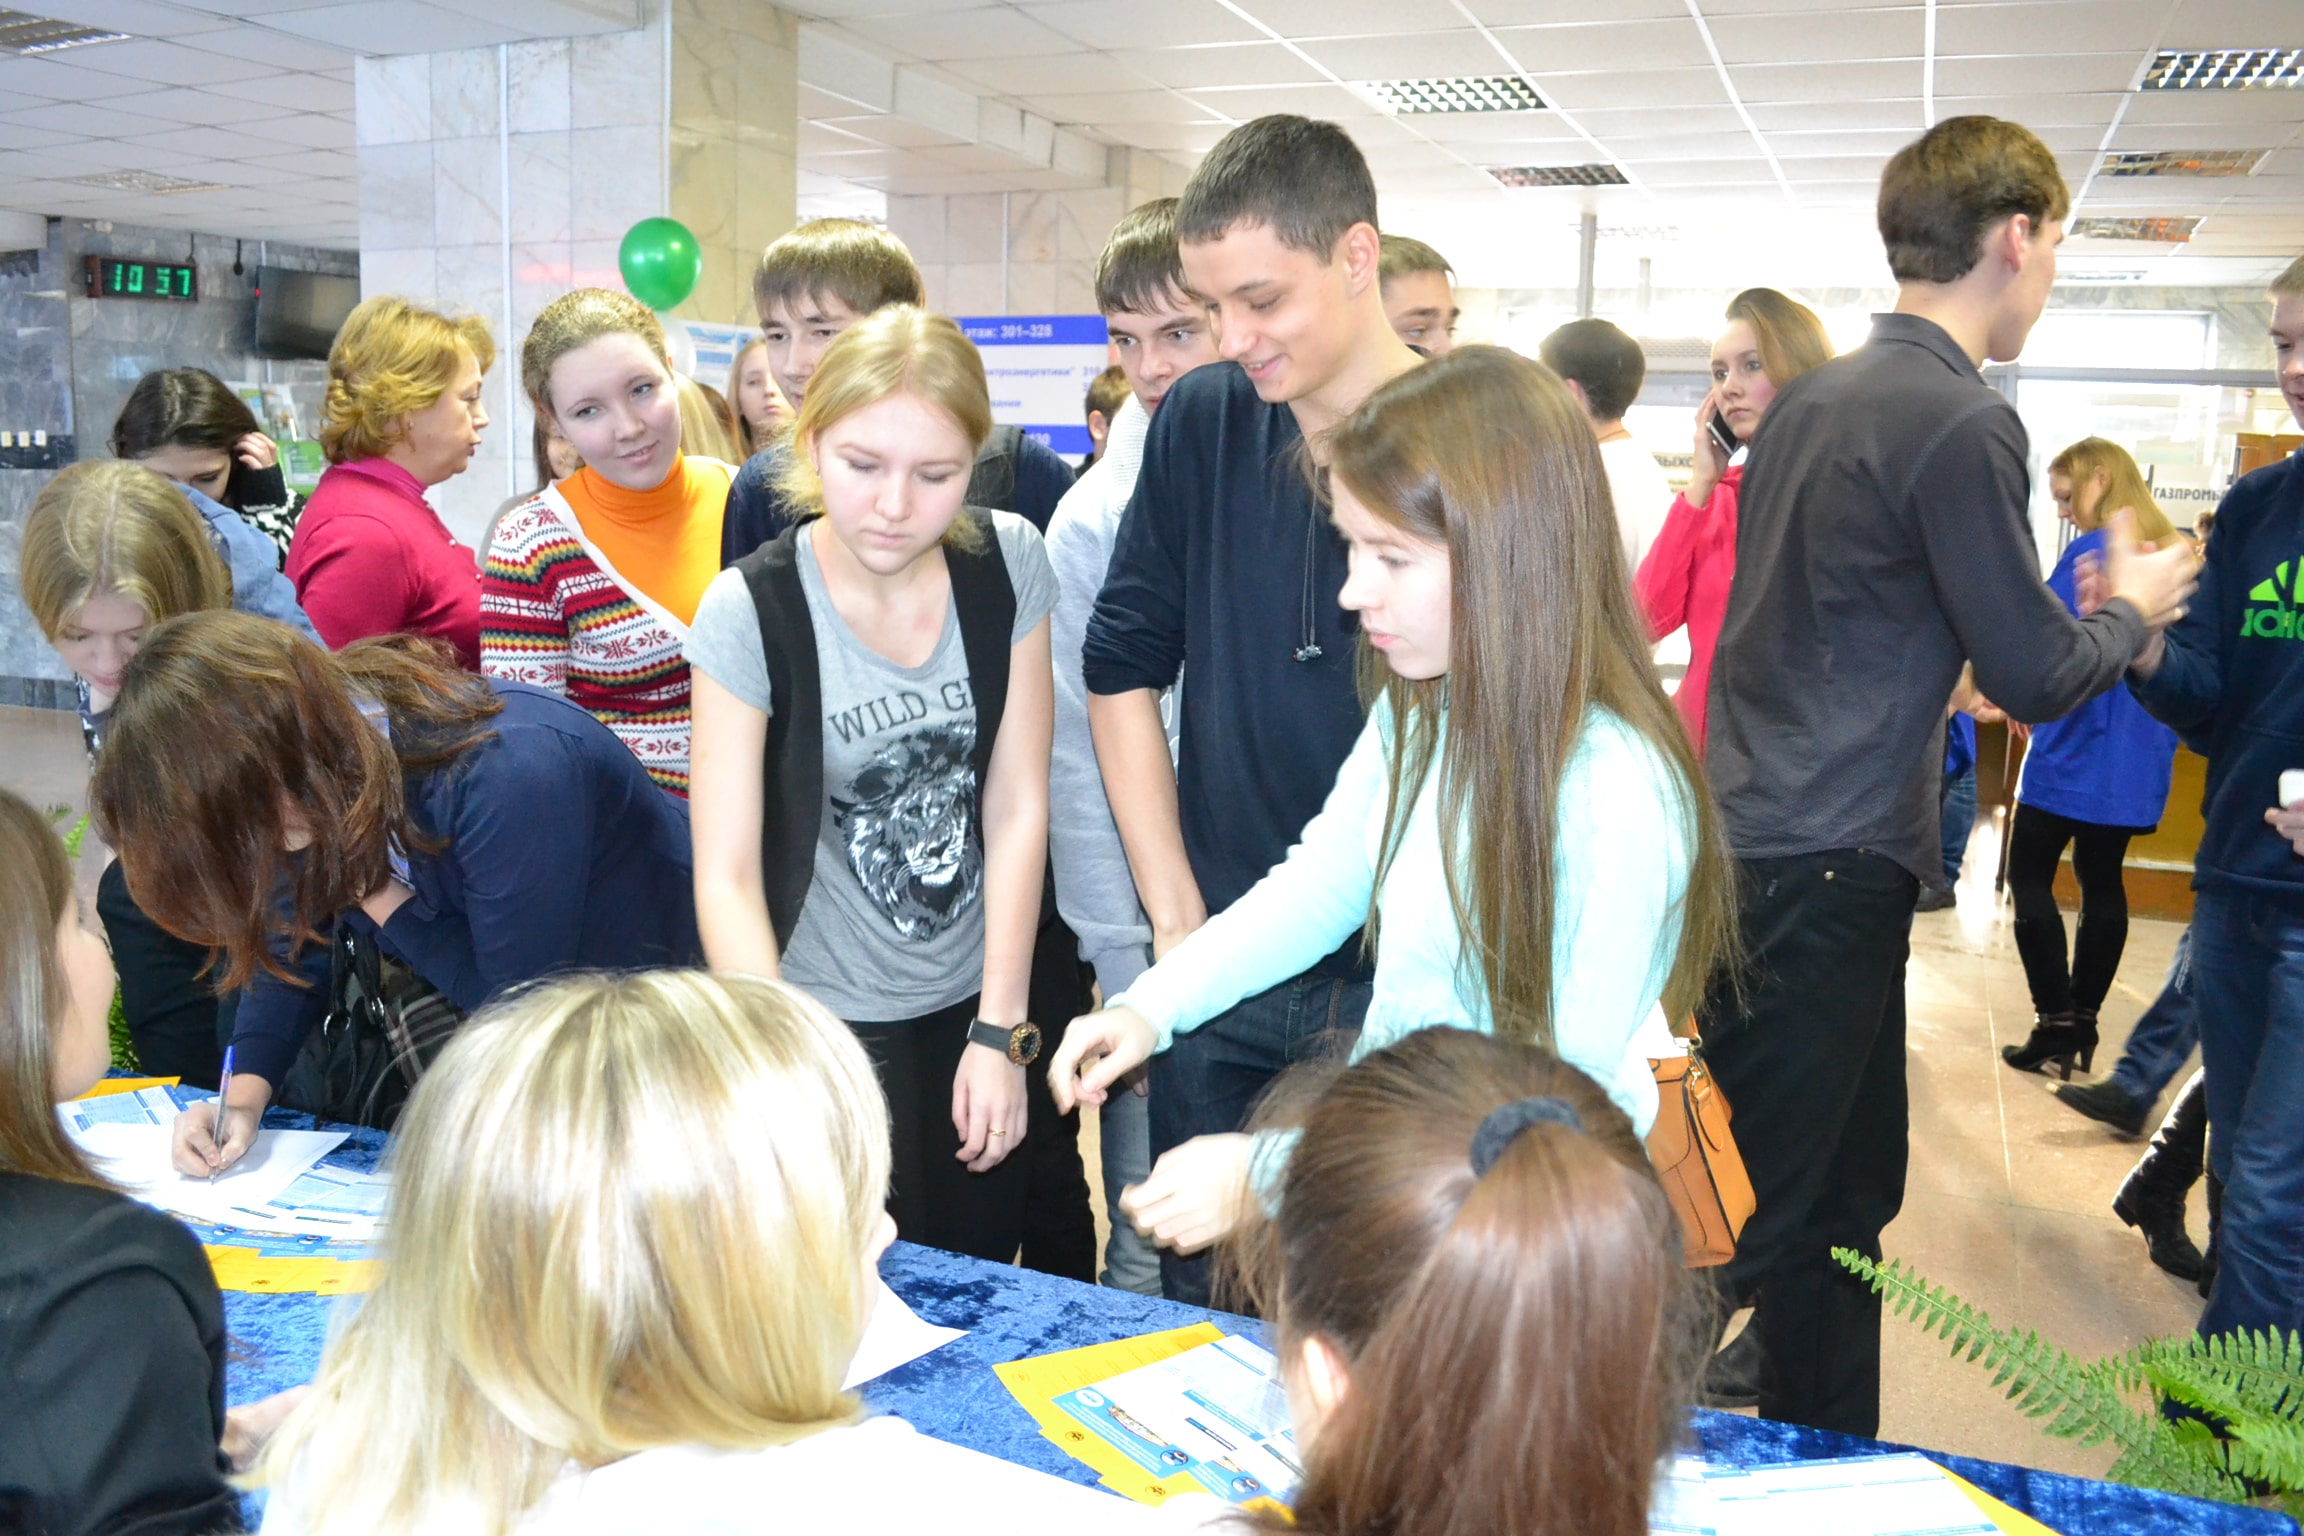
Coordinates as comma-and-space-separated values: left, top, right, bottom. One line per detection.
1706, 409, 1743, 461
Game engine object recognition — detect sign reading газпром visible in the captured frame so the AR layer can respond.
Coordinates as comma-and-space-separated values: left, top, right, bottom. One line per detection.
957, 314, 1110, 461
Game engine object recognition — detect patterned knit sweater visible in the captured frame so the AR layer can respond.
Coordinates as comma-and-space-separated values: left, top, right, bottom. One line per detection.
481, 481, 715, 796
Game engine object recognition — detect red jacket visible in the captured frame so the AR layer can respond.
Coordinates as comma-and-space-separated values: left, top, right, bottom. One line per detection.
1632, 464, 1739, 758
286, 458, 481, 669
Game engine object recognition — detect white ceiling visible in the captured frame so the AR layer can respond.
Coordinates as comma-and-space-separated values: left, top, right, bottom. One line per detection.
0, 0, 2298, 290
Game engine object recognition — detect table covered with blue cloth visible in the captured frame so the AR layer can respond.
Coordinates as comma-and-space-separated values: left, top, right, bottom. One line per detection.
213, 1118, 2293, 1536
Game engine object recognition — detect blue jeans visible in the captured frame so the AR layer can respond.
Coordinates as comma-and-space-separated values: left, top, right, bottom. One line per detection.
1939, 766, 1978, 888
2189, 887, 2304, 1346
1147, 971, 1370, 1305
2109, 926, 2197, 1106
1097, 1080, 1160, 1295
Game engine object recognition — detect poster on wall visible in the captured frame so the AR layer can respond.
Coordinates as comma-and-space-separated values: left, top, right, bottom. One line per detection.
2145, 462, 2224, 533
680, 320, 760, 384
955, 315, 1111, 461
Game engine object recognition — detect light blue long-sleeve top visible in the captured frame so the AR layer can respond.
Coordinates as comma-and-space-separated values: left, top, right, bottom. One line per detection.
1111, 695, 1694, 1141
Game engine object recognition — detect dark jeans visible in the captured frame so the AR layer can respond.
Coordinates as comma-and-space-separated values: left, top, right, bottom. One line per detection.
1020, 908, 1098, 1284
1939, 766, 1978, 889
1148, 969, 1370, 1305
96, 858, 225, 1089
2189, 887, 2304, 1347
2007, 802, 2140, 1018
2110, 926, 2197, 1106
1703, 848, 1917, 1438
851, 994, 1033, 1264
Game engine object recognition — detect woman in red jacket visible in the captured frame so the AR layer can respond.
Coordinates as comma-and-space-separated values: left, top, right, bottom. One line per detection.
286, 297, 494, 668
1633, 289, 1831, 756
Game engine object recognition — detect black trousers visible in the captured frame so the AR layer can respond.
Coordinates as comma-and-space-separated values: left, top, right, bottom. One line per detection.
1702, 848, 1917, 1437
852, 994, 1032, 1263
2006, 801, 2141, 1019
96, 859, 225, 1089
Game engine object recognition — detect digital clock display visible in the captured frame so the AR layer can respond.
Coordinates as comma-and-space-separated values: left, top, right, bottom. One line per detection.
83, 256, 198, 301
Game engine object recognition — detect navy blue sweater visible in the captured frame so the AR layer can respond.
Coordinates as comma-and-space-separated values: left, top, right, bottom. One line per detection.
2130, 451, 2304, 901
230, 682, 702, 1086
1082, 362, 1369, 976
720, 431, 1077, 565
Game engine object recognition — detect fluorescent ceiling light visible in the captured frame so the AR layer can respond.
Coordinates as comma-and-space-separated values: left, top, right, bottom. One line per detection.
1490, 163, 1627, 188
2143, 49, 2304, 91
2069, 216, 2202, 242
0, 8, 127, 53
69, 170, 231, 194
2101, 149, 2264, 178
1358, 76, 1545, 115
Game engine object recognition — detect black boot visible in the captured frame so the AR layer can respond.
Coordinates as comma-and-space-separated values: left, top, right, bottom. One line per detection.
2113, 1070, 2207, 1283
2053, 1077, 2149, 1136
2001, 1011, 2096, 1079
1701, 1322, 1764, 1410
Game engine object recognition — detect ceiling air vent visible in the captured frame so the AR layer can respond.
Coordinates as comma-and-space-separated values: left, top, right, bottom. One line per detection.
1358, 75, 1545, 114
2101, 149, 2264, 178
2070, 216, 2202, 242
1490, 163, 1627, 188
2143, 49, 2304, 91
0, 8, 127, 54
69, 170, 230, 194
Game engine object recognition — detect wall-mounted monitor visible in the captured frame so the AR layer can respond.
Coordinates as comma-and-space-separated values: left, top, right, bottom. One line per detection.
253, 266, 360, 360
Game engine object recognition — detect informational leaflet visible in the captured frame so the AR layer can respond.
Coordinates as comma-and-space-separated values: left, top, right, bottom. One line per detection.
1050, 1333, 1301, 1507
1662, 1453, 2010, 1536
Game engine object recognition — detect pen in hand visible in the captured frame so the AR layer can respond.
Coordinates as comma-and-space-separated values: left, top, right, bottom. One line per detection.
211, 1045, 234, 1183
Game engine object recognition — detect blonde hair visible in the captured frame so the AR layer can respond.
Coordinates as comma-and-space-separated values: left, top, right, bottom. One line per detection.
520, 288, 669, 416
676, 376, 742, 464
0, 788, 105, 1188
322, 296, 496, 465
256, 971, 892, 1536
776, 305, 992, 550
726, 336, 782, 456
20, 461, 230, 640
2048, 437, 2173, 541
2272, 254, 2304, 298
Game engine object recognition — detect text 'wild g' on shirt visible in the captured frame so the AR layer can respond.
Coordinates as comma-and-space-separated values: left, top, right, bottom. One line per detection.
688, 512, 1058, 1021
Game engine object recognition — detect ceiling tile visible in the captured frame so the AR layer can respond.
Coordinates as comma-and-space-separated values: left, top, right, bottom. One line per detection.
1110, 42, 1324, 90
1745, 98, 1929, 131
1186, 81, 1385, 121
1937, 1, 2166, 55
118, 123, 298, 159
1063, 119, 1233, 152
0, 101, 183, 138
0, 120, 76, 152
1464, 0, 1687, 20
1705, 8, 1923, 65
2120, 88, 2304, 127
176, 24, 353, 70
55, 37, 284, 86
1013, 87, 1223, 125
1022, 0, 1260, 49
1493, 19, 1713, 73
232, 111, 352, 149
1239, 0, 1471, 35
34, 0, 238, 34
1729, 60, 1924, 104
1933, 53, 2143, 97
1408, 111, 1593, 146
1298, 29, 1506, 81
0, 55, 163, 101
1535, 67, 1729, 112
814, 112, 971, 148
2161, 0, 2304, 51
838, 6, 1079, 62
224, 70, 347, 111
259, 1, 524, 52
1568, 104, 1754, 137
1927, 91, 2125, 126
103, 84, 296, 123
942, 49, 1149, 95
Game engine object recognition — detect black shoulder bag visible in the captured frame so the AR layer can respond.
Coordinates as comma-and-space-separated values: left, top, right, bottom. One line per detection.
271, 922, 463, 1130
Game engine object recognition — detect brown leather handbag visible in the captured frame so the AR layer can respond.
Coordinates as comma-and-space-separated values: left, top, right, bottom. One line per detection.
1647, 1041, 1755, 1268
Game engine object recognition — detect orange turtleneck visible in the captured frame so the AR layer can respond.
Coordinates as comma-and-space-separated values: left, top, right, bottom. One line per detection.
557, 455, 730, 626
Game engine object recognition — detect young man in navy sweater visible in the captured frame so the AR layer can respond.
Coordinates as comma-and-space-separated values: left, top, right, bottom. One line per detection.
2127, 253, 2304, 1352
1080, 115, 1423, 1303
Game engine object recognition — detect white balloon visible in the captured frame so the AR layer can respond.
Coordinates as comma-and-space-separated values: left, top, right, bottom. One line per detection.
660, 315, 698, 379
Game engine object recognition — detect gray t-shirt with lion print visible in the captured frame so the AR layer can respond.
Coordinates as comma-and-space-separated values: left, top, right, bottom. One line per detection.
688, 511, 1057, 1022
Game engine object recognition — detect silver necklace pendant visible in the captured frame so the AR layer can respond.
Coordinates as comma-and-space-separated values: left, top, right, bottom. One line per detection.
1293, 643, 1324, 662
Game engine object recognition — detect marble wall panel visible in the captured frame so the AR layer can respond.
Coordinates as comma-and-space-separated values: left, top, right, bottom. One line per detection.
569, 127, 662, 242
433, 135, 505, 250
429, 47, 499, 139
355, 54, 430, 147
1006, 191, 1059, 266
358, 141, 437, 251
943, 261, 1003, 316
885, 196, 942, 266
507, 39, 572, 135
945, 194, 1005, 266
433, 244, 505, 330
507, 131, 574, 246
360, 246, 437, 304
569, 28, 662, 132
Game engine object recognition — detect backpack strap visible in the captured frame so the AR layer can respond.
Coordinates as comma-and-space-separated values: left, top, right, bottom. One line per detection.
734, 525, 822, 951
967, 425, 1026, 513
947, 508, 1015, 795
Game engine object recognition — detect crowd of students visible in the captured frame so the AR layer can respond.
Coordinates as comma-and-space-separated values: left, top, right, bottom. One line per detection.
4, 102, 2300, 1536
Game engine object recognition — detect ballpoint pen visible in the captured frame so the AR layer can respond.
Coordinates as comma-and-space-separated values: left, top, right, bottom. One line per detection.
211, 1044, 234, 1183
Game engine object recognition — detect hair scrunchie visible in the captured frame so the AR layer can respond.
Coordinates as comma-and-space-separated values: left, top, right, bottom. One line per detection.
1469, 1095, 1583, 1177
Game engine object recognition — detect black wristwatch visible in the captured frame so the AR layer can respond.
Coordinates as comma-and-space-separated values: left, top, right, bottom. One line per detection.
968, 1018, 1042, 1066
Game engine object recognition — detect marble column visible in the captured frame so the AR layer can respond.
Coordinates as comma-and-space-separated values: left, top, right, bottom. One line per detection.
353, 0, 797, 544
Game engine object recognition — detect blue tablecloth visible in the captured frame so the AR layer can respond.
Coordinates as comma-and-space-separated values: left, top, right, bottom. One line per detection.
212, 1119, 2293, 1536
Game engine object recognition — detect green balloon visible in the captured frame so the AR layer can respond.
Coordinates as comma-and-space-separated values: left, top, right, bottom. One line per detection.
619, 217, 702, 311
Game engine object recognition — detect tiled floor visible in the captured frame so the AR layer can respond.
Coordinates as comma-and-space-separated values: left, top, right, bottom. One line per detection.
1, 703, 2205, 1479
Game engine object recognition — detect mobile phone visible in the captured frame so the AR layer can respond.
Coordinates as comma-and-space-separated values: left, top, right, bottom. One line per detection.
2280, 769, 2304, 809
1705, 408, 1742, 460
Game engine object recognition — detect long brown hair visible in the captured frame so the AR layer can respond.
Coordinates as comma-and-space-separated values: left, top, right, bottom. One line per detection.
1725, 288, 1832, 388
2048, 437, 2174, 542
0, 789, 106, 1187
88, 612, 501, 991
1327, 345, 1735, 1044
1234, 1029, 1704, 1536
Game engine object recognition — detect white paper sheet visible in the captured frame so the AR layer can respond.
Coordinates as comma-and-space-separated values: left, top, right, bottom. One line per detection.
63, 1097, 348, 1224
842, 1280, 966, 1389
1693, 1454, 2000, 1536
